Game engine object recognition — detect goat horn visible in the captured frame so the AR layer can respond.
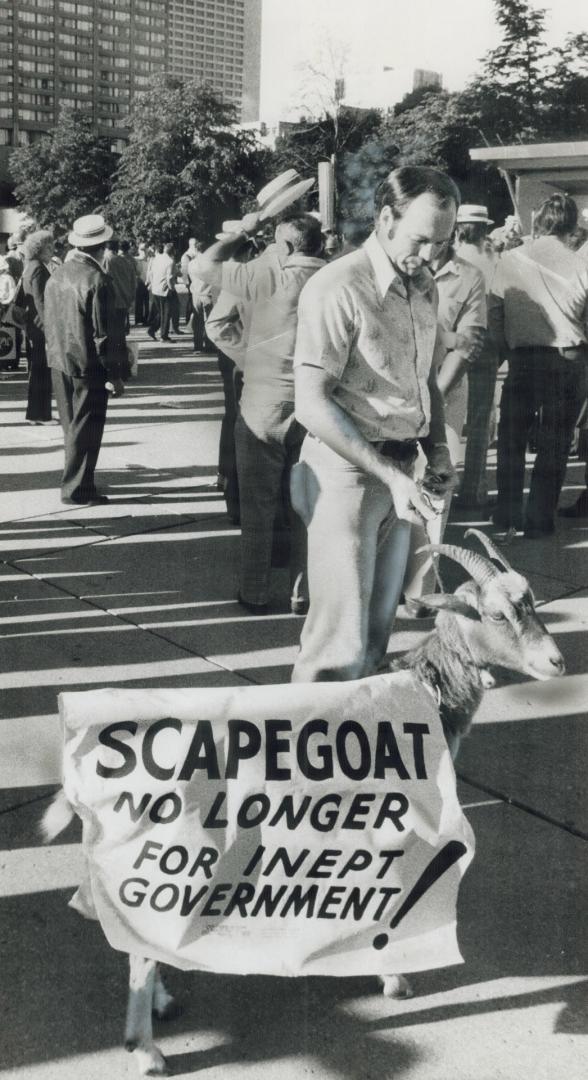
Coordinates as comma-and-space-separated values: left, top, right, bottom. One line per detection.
465, 527, 515, 573
420, 543, 499, 586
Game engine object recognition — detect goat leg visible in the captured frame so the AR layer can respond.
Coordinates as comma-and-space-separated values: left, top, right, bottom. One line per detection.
379, 974, 414, 999
125, 955, 169, 1076
153, 965, 181, 1021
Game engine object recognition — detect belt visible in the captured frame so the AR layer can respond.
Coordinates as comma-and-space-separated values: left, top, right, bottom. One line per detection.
374, 438, 419, 462
513, 345, 588, 360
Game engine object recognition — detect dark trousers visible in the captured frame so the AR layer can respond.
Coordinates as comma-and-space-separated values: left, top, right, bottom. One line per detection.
51, 370, 108, 500
192, 299, 211, 351
235, 407, 307, 607
149, 294, 171, 339
217, 350, 243, 523
168, 291, 181, 333
26, 338, 52, 421
135, 280, 149, 324
495, 347, 588, 529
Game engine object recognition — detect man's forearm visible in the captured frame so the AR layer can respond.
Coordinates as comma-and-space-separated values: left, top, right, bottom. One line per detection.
437, 349, 469, 397
295, 374, 399, 485
423, 371, 448, 452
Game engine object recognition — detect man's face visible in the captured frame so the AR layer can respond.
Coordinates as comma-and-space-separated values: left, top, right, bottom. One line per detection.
377, 193, 457, 276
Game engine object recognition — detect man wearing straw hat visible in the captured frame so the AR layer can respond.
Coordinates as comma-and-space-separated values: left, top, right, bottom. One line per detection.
45, 213, 129, 506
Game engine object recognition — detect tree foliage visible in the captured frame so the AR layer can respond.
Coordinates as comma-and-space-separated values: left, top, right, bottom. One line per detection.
461, 0, 588, 144
107, 77, 271, 245
10, 109, 117, 236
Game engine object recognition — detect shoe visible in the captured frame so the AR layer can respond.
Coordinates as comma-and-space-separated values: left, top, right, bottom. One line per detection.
559, 491, 588, 518
290, 597, 308, 616
173, 329, 185, 335
398, 600, 436, 620
61, 494, 109, 506
237, 592, 268, 615
147, 328, 157, 340
160, 336, 173, 342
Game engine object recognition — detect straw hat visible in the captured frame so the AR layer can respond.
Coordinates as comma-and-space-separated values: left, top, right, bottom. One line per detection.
256, 169, 315, 220
456, 204, 493, 225
68, 214, 113, 248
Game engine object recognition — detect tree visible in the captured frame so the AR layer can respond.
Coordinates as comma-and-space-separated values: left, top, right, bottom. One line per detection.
275, 38, 386, 226
543, 33, 588, 139
10, 109, 117, 236
460, 0, 553, 144
108, 76, 272, 245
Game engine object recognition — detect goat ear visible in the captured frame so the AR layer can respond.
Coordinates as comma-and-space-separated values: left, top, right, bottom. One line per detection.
413, 594, 482, 621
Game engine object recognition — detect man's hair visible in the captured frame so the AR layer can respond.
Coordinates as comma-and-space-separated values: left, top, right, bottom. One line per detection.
456, 222, 488, 246
78, 243, 107, 257
163, 242, 174, 255
278, 213, 323, 256
106, 239, 119, 252
23, 229, 53, 261
374, 166, 460, 221
533, 193, 578, 238
120, 239, 131, 253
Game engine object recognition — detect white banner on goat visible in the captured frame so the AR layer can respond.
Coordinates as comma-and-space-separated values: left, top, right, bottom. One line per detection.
60, 676, 475, 977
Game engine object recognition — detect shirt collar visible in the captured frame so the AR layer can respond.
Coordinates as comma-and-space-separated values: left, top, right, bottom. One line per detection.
71, 249, 105, 273
363, 231, 403, 299
283, 254, 325, 269
434, 256, 461, 279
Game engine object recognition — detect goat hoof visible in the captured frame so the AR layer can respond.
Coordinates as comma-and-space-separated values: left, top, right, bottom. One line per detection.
153, 999, 182, 1022
380, 974, 413, 999
145, 1063, 169, 1078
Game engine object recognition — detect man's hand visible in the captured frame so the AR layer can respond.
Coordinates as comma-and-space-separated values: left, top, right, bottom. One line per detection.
240, 211, 261, 235
455, 326, 485, 361
422, 443, 457, 497
106, 378, 125, 398
384, 467, 438, 525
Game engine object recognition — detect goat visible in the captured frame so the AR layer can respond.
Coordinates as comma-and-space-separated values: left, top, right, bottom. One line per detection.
379, 527, 564, 998
42, 529, 564, 1074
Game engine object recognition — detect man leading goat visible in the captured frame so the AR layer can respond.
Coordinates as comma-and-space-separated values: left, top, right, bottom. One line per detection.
291, 166, 459, 682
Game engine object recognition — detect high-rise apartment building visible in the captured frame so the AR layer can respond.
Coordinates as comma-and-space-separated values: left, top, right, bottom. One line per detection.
168, 0, 261, 123
0, 0, 168, 153
0, 0, 261, 157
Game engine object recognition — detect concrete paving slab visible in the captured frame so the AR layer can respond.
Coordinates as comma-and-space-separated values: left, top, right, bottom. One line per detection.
0, 799, 583, 1080
485, 519, 588, 589
2, 335, 586, 1080
457, 676, 587, 834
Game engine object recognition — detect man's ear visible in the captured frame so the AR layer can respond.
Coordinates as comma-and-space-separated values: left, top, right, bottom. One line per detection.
408, 594, 482, 621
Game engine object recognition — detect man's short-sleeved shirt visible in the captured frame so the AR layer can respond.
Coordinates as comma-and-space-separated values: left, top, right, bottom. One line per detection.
489, 235, 588, 348
199, 245, 324, 406
293, 232, 438, 441
434, 254, 487, 434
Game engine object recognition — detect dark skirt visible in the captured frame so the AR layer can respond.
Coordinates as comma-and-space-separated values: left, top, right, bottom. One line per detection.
26, 337, 53, 422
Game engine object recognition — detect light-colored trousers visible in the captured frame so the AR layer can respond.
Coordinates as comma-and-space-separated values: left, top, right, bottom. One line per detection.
290, 435, 415, 683
403, 424, 463, 601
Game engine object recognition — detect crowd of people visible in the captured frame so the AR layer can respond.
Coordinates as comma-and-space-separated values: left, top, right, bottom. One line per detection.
1, 163, 588, 680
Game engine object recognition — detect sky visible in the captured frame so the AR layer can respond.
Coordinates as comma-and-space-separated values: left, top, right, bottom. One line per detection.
259, 0, 587, 122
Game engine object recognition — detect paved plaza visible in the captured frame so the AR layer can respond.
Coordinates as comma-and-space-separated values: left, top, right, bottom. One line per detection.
0, 328, 585, 1079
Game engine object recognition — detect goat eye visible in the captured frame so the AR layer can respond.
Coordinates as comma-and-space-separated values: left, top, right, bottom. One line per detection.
488, 612, 505, 622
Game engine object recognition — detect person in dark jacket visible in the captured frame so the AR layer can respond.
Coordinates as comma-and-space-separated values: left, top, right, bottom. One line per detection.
22, 229, 55, 424
45, 214, 129, 505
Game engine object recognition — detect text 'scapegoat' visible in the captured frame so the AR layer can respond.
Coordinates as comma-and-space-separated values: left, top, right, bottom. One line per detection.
42, 529, 564, 1076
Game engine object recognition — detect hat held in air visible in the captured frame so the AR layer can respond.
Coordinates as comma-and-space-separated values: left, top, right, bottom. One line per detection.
68, 214, 113, 248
